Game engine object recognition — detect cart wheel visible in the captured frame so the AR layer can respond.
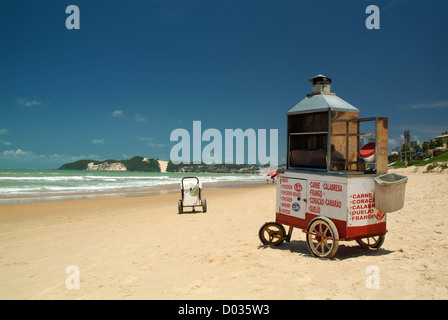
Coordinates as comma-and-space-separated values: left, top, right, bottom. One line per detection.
306, 217, 339, 259
356, 234, 385, 249
259, 222, 286, 246
202, 199, 207, 213
178, 200, 183, 214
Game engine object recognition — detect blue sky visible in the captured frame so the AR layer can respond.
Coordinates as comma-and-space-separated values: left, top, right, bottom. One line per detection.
1, 0, 447, 169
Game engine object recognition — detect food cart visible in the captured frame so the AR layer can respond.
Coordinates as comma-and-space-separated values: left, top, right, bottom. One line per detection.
259, 75, 407, 258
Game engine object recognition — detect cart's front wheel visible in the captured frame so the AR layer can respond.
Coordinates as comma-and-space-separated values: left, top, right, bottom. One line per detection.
306, 217, 339, 259
202, 199, 207, 213
259, 222, 286, 246
356, 234, 385, 249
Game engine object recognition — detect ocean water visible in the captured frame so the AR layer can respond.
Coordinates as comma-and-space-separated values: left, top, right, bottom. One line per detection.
0, 168, 266, 204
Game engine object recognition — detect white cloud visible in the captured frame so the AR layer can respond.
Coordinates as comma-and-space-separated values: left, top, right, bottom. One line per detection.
0, 128, 11, 146
2, 149, 36, 158
15, 98, 42, 107
396, 125, 447, 137
135, 114, 147, 122
137, 136, 154, 142
388, 138, 397, 146
388, 138, 400, 146
112, 110, 124, 117
149, 142, 165, 148
92, 138, 105, 144
137, 136, 165, 147
404, 100, 448, 110
0, 148, 102, 168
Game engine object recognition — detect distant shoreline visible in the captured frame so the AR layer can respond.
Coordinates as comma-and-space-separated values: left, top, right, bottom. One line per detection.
0, 176, 268, 205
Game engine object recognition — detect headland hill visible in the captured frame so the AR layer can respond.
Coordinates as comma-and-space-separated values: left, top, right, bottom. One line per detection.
58, 156, 265, 174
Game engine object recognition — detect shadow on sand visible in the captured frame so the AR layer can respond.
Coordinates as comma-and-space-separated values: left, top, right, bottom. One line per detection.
258, 239, 394, 261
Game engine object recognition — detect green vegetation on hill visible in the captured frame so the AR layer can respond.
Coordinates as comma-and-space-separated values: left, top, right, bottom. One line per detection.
166, 160, 263, 174
58, 159, 101, 170
121, 156, 160, 172
58, 156, 161, 172
101, 159, 119, 164
389, 150, 448, 171
414, 150, 448, 166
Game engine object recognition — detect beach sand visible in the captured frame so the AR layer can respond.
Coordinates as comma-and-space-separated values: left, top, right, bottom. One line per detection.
1, 167, 447, 300
158, 160, 168, 173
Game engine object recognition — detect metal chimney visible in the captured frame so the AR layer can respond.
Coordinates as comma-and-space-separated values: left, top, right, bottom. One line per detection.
309, 74, 332, 95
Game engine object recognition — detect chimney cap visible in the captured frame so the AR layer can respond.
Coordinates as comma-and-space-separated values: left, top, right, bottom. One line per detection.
309, 74, 332, 95
309, 74, 332, 84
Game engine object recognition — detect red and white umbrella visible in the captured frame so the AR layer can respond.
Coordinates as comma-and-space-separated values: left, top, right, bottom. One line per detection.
267, 169, 278, 179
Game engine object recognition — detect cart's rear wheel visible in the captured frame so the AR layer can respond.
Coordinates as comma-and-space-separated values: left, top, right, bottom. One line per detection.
306, 217, 339, 259
202, 199, 207, 213
259, 222, 286, 246
178, 200, 183, 214
356, 234, 385, 249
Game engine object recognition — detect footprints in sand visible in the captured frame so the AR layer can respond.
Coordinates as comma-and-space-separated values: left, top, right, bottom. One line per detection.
0, 259, 29, 267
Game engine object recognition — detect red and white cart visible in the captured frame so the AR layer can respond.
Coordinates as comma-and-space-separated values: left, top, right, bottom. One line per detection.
259, 75, 407, 258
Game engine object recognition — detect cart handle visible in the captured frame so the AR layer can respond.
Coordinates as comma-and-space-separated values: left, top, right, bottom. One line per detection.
181, 176, 200, 190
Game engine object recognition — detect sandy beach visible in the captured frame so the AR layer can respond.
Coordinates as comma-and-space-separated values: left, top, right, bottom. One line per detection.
1, 167, 447, 300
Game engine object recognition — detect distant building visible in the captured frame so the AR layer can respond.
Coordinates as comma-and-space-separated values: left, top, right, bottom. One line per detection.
404, 129, 411, 146
434, 132, 448, 149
